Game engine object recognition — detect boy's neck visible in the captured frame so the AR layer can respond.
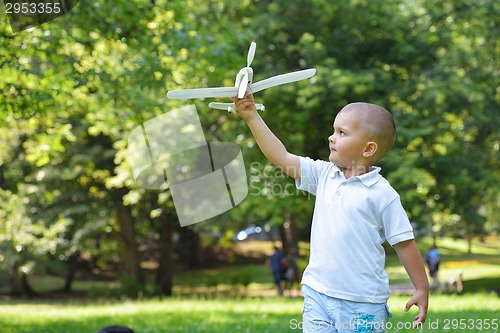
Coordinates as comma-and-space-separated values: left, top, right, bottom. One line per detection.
340, 165, 372, 179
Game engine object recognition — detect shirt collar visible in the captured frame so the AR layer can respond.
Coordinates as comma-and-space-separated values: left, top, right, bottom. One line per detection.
331, 164, 382, 187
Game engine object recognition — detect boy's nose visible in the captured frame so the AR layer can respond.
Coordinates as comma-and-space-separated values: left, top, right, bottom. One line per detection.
328, 134, 335, 143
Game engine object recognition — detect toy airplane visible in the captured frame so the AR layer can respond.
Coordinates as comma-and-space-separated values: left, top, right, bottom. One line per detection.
166, 42, 316, 112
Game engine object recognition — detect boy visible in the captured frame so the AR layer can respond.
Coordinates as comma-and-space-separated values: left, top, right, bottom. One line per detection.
231, 94, 429, 332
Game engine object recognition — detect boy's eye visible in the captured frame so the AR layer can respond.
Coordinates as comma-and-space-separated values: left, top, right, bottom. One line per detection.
333, 128, 346, 135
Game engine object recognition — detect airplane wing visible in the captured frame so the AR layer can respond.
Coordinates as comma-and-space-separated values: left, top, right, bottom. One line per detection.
208, 102, 265, 112
167, 68, 316, 100
208, 102, 234, 111
250, 68, 316, 94
167, 86, 239, 100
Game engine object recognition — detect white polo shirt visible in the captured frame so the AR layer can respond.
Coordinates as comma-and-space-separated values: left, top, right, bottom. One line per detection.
296, 157, 414, 303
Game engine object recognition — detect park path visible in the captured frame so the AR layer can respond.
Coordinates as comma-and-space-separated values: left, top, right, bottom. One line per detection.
390, 283, 416, 295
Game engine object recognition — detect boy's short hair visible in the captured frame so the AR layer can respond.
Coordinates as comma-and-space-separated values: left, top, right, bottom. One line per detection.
340, 103, 396, 162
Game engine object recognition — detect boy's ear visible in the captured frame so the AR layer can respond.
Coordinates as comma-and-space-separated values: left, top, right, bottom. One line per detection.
363, 141, 378, 158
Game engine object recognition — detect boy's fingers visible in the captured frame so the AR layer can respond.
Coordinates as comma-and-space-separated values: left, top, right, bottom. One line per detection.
404, 300, 413, 312
230, 94, 256, 114
407, 302, 427, 329
418, 306, 427, 322
413, 313, 426, 329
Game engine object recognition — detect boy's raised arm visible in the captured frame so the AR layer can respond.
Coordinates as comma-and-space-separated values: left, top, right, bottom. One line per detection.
394, 239, 429, 329
231, 94, 301, 180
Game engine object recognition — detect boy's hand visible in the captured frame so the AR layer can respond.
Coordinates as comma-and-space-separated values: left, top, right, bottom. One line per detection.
394, 239, 429, 329
404, 288, 428, 329
230, 94, 257, 123
229, 92, 301, 180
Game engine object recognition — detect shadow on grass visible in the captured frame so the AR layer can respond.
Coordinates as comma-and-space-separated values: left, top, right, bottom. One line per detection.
463, 277, 500, 294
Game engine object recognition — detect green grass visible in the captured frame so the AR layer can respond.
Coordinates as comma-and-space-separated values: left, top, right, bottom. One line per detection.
0, 298, 301, 333
389, 293, 499, 333
386, 236, 500, 287
0, 293, 498, 333
1, 237, 498, 332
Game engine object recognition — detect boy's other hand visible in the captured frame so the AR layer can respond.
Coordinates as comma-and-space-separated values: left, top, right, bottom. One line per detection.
404, 288, 428, 329
231, 94, 257, 122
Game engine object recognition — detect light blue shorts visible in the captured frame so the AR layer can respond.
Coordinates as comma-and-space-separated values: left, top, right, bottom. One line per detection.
301, 285, 392, 333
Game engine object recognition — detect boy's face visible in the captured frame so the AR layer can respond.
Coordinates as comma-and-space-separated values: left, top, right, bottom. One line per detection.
328, 110, 370, 168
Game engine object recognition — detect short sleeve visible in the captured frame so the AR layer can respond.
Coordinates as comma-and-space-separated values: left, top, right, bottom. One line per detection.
295, 157, 328, 195
382, 197, 415, 246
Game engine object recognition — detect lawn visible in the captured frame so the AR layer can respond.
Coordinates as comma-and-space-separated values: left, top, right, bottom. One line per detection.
0, 237, 498, 332
385, 236, 500, 288
0, 293, 498, 333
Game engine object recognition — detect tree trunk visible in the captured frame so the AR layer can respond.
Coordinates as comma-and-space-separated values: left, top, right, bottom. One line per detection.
464, 223, 473, 254
155, 209, 175, 296
63, 257, 77, 292
280, 209, 299, 255
10, 261, 23, 296
113, 188, 144, 295
64, 253, 89, 292
10, 260, 36, 297
178, 227, 202, 269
